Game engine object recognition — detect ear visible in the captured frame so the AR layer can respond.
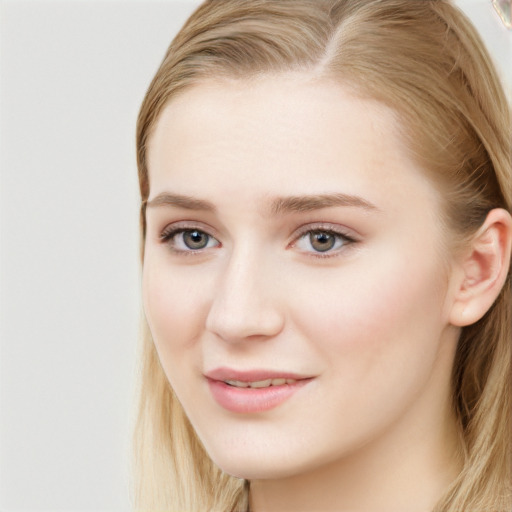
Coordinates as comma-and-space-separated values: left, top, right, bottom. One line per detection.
449, 208, 512, 327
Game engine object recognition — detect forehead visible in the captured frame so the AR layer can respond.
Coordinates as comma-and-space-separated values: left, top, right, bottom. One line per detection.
146, 74, 437, 212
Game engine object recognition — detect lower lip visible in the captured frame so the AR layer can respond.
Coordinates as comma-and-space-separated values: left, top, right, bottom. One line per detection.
207, 379, 311, 413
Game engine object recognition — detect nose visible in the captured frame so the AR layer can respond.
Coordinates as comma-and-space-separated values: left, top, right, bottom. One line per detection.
205, 249, 285, 343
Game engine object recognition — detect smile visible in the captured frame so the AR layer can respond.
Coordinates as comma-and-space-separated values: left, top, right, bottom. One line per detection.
224, 378, 297, 388
205, 368, 313, 413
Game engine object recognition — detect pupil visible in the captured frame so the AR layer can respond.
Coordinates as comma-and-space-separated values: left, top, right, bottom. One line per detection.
184, 230, 208, 249
310, 232, 335, 252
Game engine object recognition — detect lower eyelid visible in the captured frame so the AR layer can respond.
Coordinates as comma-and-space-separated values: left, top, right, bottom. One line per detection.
158, 224, 356, 257
161, 229, 221, 253
292, 229, 356, 255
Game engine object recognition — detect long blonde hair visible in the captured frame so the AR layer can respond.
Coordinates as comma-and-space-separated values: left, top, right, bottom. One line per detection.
134, 1, 512, 510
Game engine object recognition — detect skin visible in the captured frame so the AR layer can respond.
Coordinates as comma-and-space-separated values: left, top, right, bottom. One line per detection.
142, 74, 466, 512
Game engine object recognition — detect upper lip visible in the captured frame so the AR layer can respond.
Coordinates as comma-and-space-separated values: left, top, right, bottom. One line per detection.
205, 367, 313, 382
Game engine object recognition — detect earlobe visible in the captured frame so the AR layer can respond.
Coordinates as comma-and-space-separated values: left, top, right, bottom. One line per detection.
449, 208, 512, 327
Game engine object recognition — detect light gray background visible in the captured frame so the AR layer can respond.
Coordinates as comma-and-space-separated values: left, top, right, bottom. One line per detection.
0, 1, 510, 511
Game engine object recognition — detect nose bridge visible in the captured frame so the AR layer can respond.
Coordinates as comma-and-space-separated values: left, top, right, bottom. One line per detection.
205, 242, 284, 342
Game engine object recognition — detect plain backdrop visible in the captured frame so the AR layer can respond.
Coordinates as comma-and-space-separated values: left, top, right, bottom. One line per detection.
0, 1, 510, 511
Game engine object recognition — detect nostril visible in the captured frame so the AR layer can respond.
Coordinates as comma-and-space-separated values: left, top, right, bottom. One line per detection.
205, 256, 285, 341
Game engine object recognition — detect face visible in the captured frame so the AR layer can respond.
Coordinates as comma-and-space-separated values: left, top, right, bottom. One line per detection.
142, 75, 460, 480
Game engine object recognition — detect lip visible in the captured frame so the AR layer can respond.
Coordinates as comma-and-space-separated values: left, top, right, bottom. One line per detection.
205, 367, 311, 382
205, 367, 314, 414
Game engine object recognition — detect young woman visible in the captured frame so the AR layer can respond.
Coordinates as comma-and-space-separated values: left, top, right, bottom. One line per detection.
133, 1, 512, 511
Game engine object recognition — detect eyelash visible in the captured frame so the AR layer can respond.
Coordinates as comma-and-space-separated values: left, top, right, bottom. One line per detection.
160, 224, 221, 255
290, 225, 357, 259
159, 223, 357, 258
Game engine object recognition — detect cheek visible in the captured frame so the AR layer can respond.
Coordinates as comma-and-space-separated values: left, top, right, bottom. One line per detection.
141, 257, 211, 365
280, 253, 452, 451
291, 249, 448, 373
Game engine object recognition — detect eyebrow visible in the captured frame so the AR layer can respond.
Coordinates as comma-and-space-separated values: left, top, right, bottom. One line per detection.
145, 191, 379, 215
270, 193, 379, 215
146, 193, 216, 212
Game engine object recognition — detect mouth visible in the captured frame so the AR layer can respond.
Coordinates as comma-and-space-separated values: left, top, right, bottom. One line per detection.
223, 378, 299, 389
204, 367, 314, 413
205, 367, 311, 382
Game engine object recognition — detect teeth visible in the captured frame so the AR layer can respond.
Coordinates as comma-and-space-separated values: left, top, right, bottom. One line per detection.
225, 378, 297, 388
225, 380, 250, 388
250, 379, 272, 388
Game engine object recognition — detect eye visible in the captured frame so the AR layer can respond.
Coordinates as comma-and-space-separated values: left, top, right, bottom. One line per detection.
161, 227, 220, 253
293, 228, 355, 256
308, 231, 338, 252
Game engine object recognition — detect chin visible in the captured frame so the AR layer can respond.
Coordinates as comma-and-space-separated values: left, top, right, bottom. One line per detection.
204, 441, 325, 481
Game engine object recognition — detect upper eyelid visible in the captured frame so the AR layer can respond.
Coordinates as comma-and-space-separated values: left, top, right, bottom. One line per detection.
160, 227, 220, 255
157, 220, 359, 246
290, 222, 359, 241
159, 220, 219, 239
291, 229, 355, 249
288, 223, 359, 255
